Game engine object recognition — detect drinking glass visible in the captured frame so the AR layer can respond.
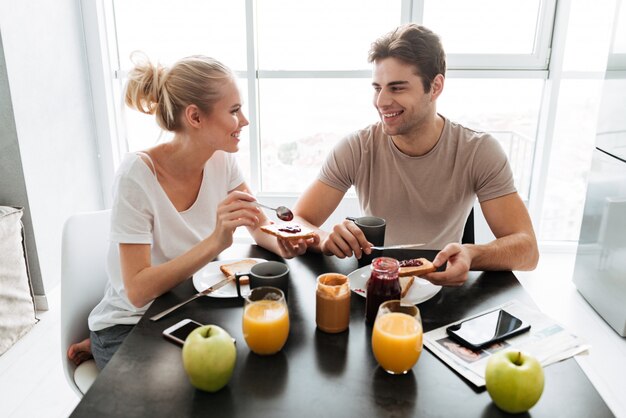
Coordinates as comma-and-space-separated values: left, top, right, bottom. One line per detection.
371, 300, 423, 374
242, 286, 289, 355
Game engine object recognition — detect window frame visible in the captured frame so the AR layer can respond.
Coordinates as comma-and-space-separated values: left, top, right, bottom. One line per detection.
81, 0, 557, 223
411, 0, 557, 70
606, 0, 626, 71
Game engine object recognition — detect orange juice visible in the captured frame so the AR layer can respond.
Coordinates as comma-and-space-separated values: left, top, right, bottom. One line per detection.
243, 300, 289, 355
372, 312, 423, 374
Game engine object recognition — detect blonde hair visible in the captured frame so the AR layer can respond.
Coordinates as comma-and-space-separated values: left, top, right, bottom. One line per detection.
124, 52, 235, 132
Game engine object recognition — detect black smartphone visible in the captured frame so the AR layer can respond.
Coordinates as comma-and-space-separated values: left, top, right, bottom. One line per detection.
162, 319, 203, 347
446, 309, 530, 351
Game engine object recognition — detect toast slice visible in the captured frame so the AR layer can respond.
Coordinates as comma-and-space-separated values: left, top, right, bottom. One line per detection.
399, 275, 415, 298
260, 222, 317, 241
398, 258, 436, 277
219, 259, 259, 285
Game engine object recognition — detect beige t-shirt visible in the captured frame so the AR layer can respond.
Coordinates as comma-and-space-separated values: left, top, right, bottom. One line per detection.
319, 117, 516, 248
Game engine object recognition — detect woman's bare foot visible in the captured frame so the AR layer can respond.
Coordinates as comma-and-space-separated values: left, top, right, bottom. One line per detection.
67, 338, 93, 366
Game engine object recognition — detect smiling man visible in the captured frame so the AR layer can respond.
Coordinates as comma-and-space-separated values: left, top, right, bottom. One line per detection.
292, 24, 539, 286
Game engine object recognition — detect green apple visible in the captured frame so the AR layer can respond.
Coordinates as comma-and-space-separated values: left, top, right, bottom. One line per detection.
182, 325, 237, 392
485, 350, 544, 413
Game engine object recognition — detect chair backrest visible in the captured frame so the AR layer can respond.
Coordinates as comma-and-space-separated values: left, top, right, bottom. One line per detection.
60, 210, 110, 396
461, 208, 475, 245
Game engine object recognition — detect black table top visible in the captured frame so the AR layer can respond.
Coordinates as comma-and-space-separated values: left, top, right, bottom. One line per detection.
71, 245, 613, 418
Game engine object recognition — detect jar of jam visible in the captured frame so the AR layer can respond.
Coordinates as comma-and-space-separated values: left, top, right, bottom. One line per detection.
365, 257, 401, 324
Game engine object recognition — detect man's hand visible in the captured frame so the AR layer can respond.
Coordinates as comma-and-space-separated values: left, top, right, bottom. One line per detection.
320, 219, 372, 259
422, 243, 472, 286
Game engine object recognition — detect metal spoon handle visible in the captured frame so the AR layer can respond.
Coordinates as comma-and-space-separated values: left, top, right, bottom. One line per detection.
254, 202, 276, 211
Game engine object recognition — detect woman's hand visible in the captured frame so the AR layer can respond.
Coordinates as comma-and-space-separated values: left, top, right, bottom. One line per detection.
211, 190, 261, 252
275, 235, 320, 259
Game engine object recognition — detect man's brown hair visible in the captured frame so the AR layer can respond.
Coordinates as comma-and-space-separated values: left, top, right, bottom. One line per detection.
368, 24, 446, 93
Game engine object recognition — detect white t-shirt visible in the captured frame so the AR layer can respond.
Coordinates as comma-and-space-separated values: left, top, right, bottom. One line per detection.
88, 152, 244, 331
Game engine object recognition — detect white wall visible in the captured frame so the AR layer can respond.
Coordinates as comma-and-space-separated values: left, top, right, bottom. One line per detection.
0, 0, 103, 295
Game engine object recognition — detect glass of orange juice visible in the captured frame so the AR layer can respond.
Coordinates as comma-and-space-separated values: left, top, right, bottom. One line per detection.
242, 286, 289, 355
371, 300, 423, 374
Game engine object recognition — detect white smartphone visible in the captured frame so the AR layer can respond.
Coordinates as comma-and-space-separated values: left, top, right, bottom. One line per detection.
162, 318, 203, 347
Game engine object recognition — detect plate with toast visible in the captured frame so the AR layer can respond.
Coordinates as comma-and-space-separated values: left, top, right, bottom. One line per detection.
192, 258, 267, 298
348, 258, 441, 305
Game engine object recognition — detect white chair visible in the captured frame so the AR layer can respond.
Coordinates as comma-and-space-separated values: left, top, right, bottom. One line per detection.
60, 210, 110, 397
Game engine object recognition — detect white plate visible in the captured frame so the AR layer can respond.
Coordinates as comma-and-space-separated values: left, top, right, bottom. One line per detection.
192, 258, 267, 298
348, 264, 442, 305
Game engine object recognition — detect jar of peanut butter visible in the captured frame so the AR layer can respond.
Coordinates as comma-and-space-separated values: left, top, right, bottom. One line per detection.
316, 273, 350, 333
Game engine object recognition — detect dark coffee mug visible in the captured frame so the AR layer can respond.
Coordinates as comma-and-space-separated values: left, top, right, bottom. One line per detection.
235, 261, 290, 299
348, 216, 386, 266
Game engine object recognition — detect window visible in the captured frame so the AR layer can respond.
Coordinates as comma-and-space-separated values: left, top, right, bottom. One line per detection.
254, 0, 400, 191
107, 0, 552, 197
111, 1, 248, 154
113, 1, 247, 69
535, 1, 619, 241
86, 0, 623, 242
438, 78, 544, 200
258, 78, 377, 192
422, 0, 552, 69
607, 0, 626, 70
256, 0, 400, 71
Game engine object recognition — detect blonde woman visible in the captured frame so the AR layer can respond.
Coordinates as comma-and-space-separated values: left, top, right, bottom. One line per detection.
68, 54, 317, 369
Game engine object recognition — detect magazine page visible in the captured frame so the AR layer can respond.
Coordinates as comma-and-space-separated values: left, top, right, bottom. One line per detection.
423, 300, 590, 387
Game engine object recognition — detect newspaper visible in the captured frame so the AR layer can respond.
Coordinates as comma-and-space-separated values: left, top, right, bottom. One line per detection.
423, 300, 590, 387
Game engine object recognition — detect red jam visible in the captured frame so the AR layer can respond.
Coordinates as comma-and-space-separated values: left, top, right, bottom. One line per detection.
399, 259, 424, 267
278, 225, 301, 234
365, 257, 401, 324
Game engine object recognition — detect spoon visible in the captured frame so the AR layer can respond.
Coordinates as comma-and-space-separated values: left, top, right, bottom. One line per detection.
254, 202, 294, 221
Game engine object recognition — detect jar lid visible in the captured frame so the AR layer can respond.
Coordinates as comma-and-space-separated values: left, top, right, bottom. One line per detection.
317, 273, 349, 298
371, 256, 400, 272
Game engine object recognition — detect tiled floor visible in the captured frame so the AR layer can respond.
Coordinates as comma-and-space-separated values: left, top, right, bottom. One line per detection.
1, 249, 624, 417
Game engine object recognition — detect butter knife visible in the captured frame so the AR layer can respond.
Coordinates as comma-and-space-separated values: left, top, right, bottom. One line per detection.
150, 275, 240, 322
370, 243, 426, 250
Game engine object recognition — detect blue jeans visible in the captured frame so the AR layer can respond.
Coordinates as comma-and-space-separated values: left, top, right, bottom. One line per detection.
90, 324, 134, 370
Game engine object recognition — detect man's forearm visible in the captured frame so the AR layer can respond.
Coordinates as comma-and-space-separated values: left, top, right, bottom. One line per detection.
466, 232, 539, 272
